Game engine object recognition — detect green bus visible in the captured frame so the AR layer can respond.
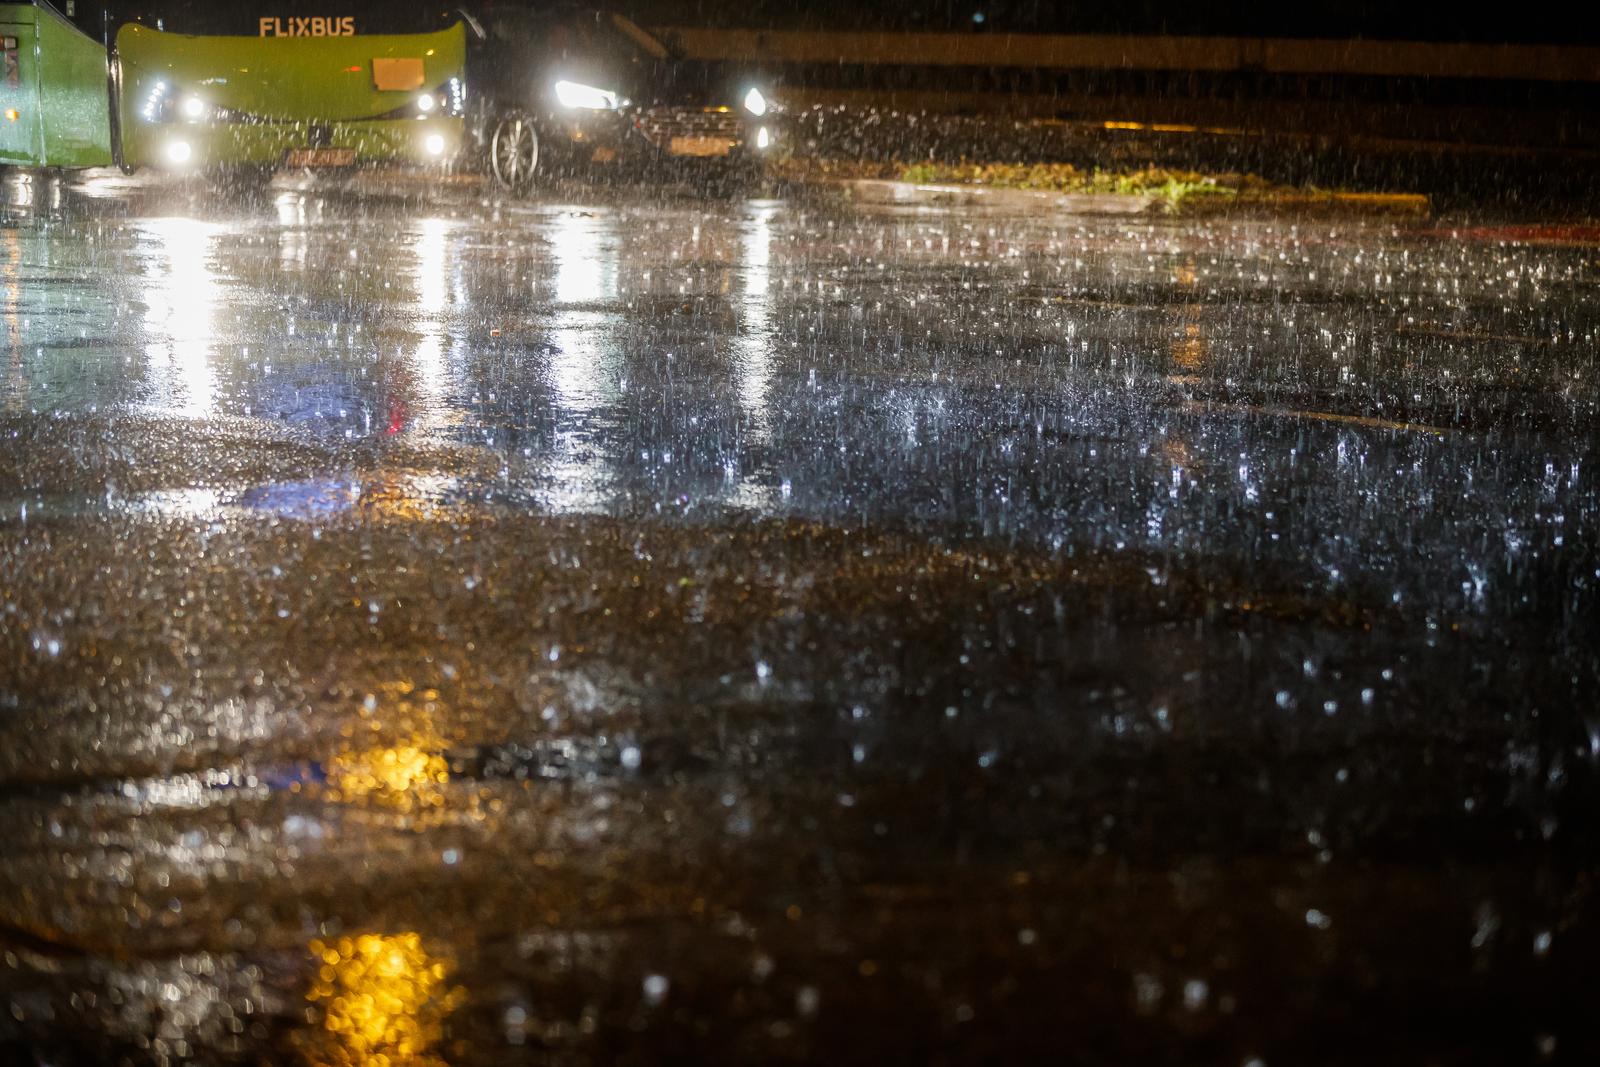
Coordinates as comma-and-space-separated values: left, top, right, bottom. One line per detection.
0, 0, 467, 174
0, 1, 111, 167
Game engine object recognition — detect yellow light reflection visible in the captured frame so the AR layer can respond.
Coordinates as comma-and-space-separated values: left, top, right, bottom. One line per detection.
355, 470, 449, 522
303, 932, 462, 1067
1102, 120, 1243, 136
139, 217, 220, 418
327, 743, 449, 809
1170, 322, 1208, 371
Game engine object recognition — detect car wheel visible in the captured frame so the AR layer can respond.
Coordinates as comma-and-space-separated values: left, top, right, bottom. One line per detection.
489, 112, 541, 195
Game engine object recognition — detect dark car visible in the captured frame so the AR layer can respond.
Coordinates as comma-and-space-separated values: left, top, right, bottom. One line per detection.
464, 3, 779, 191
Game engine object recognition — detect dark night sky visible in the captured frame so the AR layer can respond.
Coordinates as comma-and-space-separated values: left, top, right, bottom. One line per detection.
96, 1, 1600, 45
618, 0, 1600, 45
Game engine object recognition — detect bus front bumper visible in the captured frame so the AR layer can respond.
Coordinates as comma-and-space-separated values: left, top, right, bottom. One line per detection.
127, 118, 464, 172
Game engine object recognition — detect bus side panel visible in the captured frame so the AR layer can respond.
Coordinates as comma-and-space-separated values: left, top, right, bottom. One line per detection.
34, 3, 111, 167
0, 7, 43, 164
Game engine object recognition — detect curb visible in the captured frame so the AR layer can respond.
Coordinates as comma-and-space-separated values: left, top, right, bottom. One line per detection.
840, 178, 1163, 215
834, 178, 1430, 218
1185, 190, 1432, 217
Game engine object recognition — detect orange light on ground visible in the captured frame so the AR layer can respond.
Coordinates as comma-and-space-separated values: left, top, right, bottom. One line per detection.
1171, 322, 1208, 371
304, 932, 463, 1066
1103, 119, 1244, 136
327, 743, 450, 808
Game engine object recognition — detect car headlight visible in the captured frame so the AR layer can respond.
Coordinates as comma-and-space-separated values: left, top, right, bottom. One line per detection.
742, 87, 768, 117
554, 80, 620, 111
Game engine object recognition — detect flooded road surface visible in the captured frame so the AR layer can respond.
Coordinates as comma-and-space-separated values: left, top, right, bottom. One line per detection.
1, 171, 1597, 1065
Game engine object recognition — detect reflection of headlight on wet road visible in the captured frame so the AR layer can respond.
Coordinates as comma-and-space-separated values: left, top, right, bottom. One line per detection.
743, 87, 768, 116
424, 134, 447, 157
554, 80, 619, 110
756, 126, 771, 150
165, 140, 193, 165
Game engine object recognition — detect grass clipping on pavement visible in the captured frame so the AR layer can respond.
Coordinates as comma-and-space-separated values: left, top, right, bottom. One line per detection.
897, 162, 1283, 209
768, 157, 1425, 214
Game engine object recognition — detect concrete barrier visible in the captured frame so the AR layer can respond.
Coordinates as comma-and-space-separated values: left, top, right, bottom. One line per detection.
651, 27, 1600, 84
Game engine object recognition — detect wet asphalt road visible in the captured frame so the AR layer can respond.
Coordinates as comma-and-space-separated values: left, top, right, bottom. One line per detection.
1, 170, 1598, 1065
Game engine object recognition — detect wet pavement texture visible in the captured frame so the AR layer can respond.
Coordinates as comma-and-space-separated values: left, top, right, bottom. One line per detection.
1, 171, 1598, 1065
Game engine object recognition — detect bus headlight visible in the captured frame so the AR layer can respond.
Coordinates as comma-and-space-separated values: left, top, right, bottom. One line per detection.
165, 140, 193, 165
378, 82, 464, 121
141, 80, 170, 123
424, 133, 447, 157
554, 80, 619, 110
742, 87, 768, 117
143, 84, 229, 125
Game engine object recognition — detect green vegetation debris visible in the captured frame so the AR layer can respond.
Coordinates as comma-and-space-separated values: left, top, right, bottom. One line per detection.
896, 162, 1282, 208
767, 156, 1422, 214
